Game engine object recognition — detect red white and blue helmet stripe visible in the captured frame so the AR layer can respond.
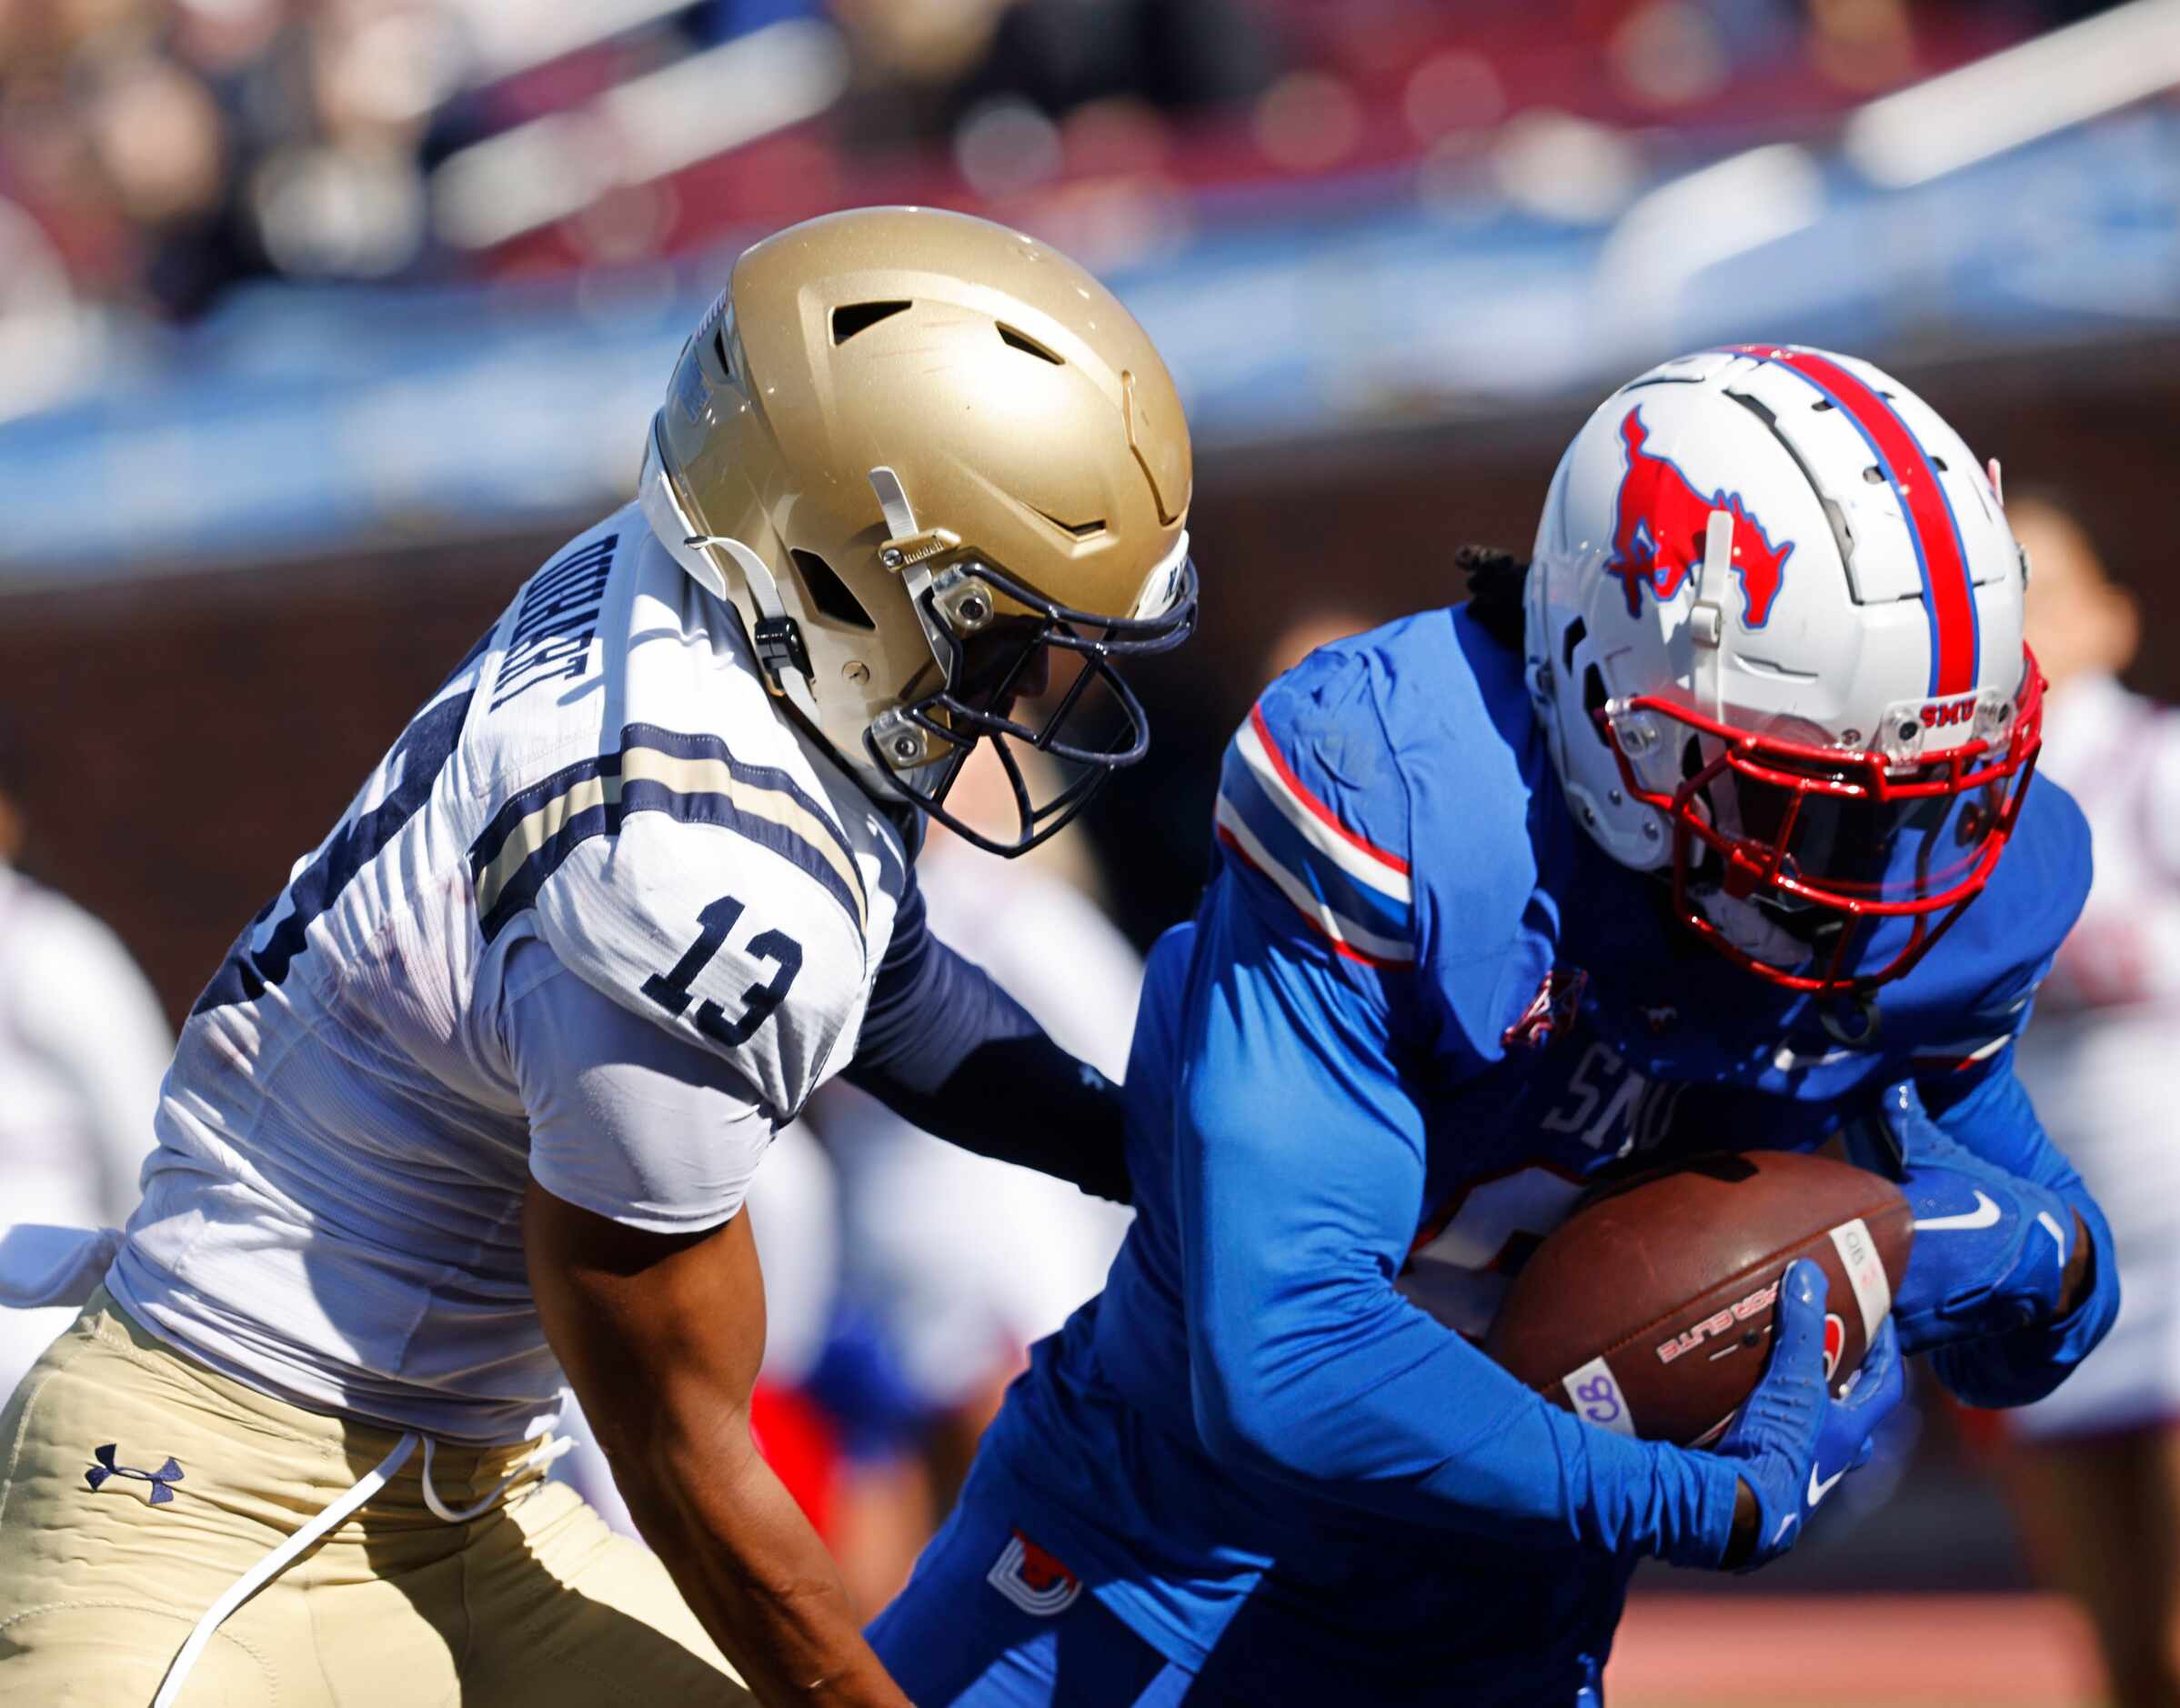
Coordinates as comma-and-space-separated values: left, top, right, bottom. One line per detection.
1728, 345, 1981, 699
1214, 704, 1414, 966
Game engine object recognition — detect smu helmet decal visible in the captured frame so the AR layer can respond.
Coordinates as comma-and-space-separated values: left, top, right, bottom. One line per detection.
1606, 407, 1797, 629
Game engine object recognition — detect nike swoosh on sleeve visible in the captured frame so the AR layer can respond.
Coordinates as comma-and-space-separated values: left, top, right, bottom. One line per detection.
1807, 1462, 1849, 1506
1913, 1190, 2001, 1232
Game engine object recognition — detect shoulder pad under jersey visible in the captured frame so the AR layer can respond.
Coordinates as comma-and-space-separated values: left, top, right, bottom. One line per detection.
1214, 634, 1415, 970
468, 525, 899, 1122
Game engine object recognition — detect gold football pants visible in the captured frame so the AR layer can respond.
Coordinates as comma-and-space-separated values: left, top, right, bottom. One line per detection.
0, 1291, 750, 1704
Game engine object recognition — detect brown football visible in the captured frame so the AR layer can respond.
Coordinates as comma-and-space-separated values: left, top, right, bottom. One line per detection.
1482, 1150, 1913, 1446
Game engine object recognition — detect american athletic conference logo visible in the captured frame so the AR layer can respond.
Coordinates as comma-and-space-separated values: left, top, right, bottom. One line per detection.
1607, 407, 1795, 628
987, 1529, 1083, 1616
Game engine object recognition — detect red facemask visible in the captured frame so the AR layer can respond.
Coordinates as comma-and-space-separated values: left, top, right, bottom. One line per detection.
1597, 648, 2046, 994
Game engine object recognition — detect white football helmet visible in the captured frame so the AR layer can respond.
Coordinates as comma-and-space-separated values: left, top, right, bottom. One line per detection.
1525, 345, 2042, 992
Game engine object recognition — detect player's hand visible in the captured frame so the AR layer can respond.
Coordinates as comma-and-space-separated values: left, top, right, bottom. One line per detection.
1706, 1260, 1904, 1572
1852, 1081, 2088, 1356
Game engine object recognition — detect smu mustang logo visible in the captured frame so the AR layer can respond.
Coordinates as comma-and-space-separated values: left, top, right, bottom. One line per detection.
1608, 408, 1796, 628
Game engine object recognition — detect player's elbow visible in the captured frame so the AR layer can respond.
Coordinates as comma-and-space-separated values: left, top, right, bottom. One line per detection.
1190, 1370, 1281, 1471
1189, 1347, 1327, 1478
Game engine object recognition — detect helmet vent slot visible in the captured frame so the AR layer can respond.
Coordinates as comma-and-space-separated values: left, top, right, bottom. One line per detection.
998, 324, 1064, 365
713, 325, 735, 378
1033, 507, 1107, 538
1561, 616, 1586, 671
831, 300, 911, 344
789, 549, 876, 629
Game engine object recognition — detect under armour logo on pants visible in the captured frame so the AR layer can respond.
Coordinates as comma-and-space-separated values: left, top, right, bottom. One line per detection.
85, 1443, 184, 1505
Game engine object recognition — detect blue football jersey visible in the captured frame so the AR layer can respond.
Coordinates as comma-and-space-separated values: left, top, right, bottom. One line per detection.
962, 604, 2093, 1704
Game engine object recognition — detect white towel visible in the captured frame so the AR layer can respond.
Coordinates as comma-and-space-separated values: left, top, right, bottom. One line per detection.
0, 1222, 121, 1309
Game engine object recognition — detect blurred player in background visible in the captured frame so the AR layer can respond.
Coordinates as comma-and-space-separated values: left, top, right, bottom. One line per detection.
2002, 494, 2180, 1708
873, 346, 2115, 1706
0, 206, 1195, 1707
0, 747, 172, 1400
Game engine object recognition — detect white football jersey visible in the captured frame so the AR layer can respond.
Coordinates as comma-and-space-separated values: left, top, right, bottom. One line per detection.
111, 507, 911, 1442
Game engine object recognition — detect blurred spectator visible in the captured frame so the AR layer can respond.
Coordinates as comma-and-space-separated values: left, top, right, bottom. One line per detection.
0, 0, 2038, 329
0, 195, 95, 420
0, 748, 173, 1405
2000, 493, 2180, 1708
803, 746, 1139, 1611
952, 0, 1279, 126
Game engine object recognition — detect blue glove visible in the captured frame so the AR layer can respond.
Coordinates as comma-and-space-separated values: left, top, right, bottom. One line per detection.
1851, 1081, 2080, 1358
1704, 1260, 1904, 1570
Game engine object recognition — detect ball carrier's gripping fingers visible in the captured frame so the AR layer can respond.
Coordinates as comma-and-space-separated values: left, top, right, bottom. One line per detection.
1709, 1261, 1905, 1571
1894, 1160, 2081, 1353
1849, 1078, 2090, 1352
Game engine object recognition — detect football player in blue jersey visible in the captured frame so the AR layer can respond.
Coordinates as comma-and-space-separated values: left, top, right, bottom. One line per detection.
869, 345, 2119, 1706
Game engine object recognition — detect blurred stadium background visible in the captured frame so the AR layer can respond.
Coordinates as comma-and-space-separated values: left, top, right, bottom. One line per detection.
3, 1, 2176, 1703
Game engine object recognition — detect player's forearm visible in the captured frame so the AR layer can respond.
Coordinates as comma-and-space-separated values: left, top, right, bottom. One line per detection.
612, 1413, 909, 1707
845, 884, 1132, 1201
524, 1191, 905, 1704
1190, 1298, 1740, 1563
849, 1030, 1130, 1201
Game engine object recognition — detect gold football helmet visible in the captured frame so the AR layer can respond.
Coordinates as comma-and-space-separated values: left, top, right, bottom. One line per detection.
638, 205, 1196, 854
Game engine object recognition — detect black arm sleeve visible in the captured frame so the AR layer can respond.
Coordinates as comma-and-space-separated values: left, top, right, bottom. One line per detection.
842, 873, 1132, 1204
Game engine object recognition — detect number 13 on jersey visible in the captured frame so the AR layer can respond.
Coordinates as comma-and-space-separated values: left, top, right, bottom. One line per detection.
642, 894, 802, 1049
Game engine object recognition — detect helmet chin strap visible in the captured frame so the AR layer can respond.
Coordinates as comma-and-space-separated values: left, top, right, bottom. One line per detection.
638, 413, 826, 732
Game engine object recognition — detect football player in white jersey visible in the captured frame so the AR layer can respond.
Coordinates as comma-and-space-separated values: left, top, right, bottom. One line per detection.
2000, 496, 2180, 1708
0, 206, 1195, 1707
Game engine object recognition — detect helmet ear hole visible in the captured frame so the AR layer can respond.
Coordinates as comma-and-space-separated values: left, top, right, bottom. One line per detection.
1581, 662, 1612, 749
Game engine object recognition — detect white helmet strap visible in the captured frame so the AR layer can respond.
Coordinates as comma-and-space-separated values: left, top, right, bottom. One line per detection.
868, 463, 919, 540
638, 412, 825, 728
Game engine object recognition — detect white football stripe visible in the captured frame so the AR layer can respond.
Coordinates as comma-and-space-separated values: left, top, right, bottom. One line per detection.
1827, 1217, 1893, 1345
1560, 1355, 1639, 1437
1215, 797, 1414, 963
1234, 717, 1412, 903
